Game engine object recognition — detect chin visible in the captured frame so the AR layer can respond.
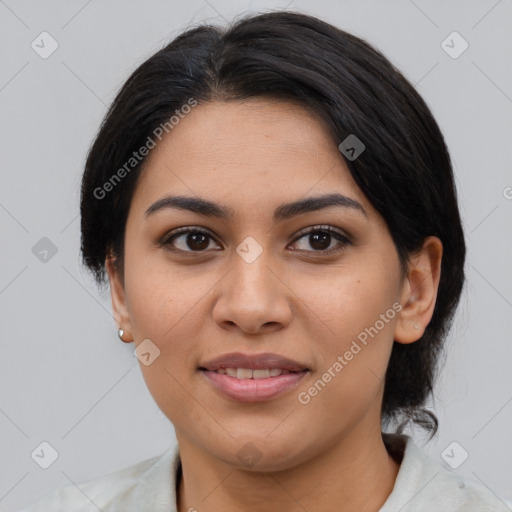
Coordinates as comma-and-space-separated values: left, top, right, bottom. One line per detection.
208, 434, 315, 473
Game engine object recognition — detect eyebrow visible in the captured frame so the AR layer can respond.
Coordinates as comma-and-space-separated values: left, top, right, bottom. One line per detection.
145, 193, 367, 220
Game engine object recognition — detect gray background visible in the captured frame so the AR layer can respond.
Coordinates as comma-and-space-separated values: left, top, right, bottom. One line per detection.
1, 0, 511, 509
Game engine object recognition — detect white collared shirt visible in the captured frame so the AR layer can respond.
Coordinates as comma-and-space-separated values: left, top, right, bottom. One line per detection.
19, 434, 512, 511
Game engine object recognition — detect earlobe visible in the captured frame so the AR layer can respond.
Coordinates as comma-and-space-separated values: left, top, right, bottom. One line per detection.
394, 236, 443, 344
105, 253, 134, 343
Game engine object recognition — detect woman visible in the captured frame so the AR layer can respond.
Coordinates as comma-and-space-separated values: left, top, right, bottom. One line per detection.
20, 10, 511, 512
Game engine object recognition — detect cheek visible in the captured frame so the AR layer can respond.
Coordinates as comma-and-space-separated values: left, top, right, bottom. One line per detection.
122, 262, 207, 424
123, 253, 220, 367
293, 257, 400, 343
294, 280, 397, 430
291, 256, 399, 405
124, 244, 191, 333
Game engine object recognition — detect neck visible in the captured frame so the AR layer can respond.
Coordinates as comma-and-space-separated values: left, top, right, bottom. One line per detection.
176, 426, 400, 512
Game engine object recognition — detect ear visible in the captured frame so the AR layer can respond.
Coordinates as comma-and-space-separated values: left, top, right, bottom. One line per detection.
105, 252, 133, 343
394, 236, 443, 344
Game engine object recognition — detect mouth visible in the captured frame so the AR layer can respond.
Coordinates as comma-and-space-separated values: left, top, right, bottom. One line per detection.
198, 352, 310, 402
203, 367, 298, 379
199, 351, 309, 372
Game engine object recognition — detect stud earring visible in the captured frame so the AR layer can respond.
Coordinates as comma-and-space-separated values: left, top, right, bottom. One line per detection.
413, 323, 419, 330
118, 328, 125, 340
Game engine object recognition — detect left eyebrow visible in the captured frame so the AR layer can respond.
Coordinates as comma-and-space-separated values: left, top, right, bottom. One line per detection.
144, 193, 367, 220
273, 193, 367, 220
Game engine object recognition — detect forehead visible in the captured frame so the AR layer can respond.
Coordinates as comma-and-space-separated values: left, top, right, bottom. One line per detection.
130, 99, 371, 218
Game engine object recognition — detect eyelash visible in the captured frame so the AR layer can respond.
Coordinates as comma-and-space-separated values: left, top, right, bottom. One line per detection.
160, 225, 352, 256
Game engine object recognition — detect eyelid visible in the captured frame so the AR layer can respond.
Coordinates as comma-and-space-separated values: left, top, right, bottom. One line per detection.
165, 225, 216, 238
160, 225, 221, 247
160, 224, 352, 254
291, 224, 352, 244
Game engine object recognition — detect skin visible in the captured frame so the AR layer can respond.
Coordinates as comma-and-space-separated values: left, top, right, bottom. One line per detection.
106, 99, 442, 512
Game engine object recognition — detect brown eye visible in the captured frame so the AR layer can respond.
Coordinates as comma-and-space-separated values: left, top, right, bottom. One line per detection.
162, 228, 221, 252
289, 226, 351, 254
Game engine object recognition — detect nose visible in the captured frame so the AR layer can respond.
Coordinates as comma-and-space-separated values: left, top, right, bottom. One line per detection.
212, 246, 292, 335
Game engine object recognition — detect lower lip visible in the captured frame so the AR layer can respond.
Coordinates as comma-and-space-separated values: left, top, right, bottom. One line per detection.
200, 370, 308, 402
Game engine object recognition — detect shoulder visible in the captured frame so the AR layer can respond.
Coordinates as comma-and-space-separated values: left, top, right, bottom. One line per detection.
17, 446, 179, 512
381, 433, 512, 512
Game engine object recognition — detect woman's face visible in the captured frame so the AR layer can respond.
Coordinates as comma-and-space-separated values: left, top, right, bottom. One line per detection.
109, 99, 418, 470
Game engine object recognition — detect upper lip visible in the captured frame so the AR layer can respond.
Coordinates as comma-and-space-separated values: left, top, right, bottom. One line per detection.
199, 352, 309, 372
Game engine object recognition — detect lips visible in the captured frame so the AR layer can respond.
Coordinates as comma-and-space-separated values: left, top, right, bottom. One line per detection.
198, 352, 310, 402
199, 352, 309, 372
216, 368, 291, 379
